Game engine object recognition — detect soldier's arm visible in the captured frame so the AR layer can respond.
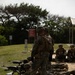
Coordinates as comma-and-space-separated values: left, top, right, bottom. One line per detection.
31, 41, 38, 57
31, 37, 41, 58
67, 50, 71, 56
63, 48, 66, 54
56, 49, 59, 54
31, 40, 38, 61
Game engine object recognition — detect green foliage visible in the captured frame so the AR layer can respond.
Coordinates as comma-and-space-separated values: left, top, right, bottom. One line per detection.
5, 3, 48, 27
0, 26, 5, 34
2, 3, 48, 44
0, 3, 75, 43
4, 26, 15, 35
44, 15, 73, 43
0, 35, 8, 46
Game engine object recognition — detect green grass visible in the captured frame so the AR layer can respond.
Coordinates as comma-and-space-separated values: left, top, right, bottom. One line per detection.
0, 44, 32, 75
0, 44, 69, 75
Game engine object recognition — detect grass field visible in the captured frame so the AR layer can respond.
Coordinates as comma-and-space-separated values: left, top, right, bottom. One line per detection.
0, 44, 69, 75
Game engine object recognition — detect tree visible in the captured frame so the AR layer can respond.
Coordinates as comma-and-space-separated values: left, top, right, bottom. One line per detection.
0, 25, 5, 35
0, 35, 8, 46
44, 14, 72, 43
1, 3, 74, 44
5, 3, 48, 28
3, 3, 48, 44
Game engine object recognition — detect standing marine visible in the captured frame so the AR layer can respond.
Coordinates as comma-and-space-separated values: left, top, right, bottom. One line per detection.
31, 27, 53, 75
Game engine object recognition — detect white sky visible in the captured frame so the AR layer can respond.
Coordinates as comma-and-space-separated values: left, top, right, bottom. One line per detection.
0, 0, 75, 18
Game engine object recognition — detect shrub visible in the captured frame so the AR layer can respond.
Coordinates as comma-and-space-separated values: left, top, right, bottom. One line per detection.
0, 35, 8, 46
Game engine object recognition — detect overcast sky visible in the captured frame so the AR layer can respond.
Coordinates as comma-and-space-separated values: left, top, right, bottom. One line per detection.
0, 0, 75, 18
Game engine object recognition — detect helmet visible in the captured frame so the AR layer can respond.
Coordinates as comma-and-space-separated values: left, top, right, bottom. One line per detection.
36, 27, 45, 34
70, 44, 75, 48
59, 44, 63, 47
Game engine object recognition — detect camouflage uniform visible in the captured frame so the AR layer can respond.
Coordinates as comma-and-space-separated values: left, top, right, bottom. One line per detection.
44, 27, 54, 62
67, 45, 75, 62
46, 35, 54, 62
44, 34, 54, 70
56, 44, 66, 62
31, 28, 52, 75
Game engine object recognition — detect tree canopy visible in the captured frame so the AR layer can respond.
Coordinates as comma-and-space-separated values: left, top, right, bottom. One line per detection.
0, 3, 75, 45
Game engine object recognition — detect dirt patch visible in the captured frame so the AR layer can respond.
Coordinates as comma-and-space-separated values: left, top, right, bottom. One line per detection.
66, 63, 75, 71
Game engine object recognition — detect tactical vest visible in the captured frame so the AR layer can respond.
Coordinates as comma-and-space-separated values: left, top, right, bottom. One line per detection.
37, 36, 52, 53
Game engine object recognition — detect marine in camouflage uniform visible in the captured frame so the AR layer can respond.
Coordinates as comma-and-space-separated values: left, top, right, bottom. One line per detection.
44, 27, 54, 62
55, 44, 66, 62
67, 44, 75, 62
31, 27, 53, 75
44, 28, 54, 70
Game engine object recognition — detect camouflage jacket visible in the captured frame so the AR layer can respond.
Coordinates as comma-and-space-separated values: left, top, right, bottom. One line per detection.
31, 35, 53, 58
56, 48, 66, 56
67, 49, 75, 57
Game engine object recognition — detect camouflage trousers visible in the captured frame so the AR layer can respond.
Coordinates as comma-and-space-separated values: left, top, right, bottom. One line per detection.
31, 52, 49, 75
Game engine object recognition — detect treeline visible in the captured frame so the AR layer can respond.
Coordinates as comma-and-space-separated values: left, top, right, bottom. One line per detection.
0, 3, 75, 45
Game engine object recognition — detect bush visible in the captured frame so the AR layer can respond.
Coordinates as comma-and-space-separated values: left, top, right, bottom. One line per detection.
0, 35, 8, 46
